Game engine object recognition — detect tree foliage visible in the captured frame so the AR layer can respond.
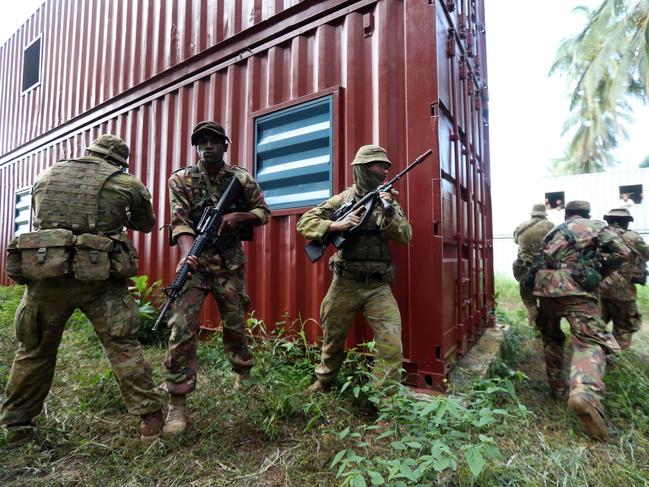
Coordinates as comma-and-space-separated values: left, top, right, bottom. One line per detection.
551, 0, 649, 175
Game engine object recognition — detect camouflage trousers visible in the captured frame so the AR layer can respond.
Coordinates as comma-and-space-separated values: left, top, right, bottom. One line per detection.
600, 297, 641, 351
164, 266, 252, 396
519, 282, 538, 327
536, 296, 620, 412
315, 274, 403, 389
0, 277, 163, 427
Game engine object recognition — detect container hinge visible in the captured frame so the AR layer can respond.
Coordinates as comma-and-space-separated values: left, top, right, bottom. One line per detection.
467, 31, 475, 57
363, 13, 374, 37
431, 101, 439, 118
459, 57, 467, 80
447, 0, 456, 12
447, 29, 456, 57
458, 14, 466, 39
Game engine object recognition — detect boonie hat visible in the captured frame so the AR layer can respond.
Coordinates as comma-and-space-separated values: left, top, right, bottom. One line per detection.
351, 144, 392, 167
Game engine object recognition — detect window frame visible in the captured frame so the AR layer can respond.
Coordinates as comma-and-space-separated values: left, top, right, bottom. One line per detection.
21, 34, 43, 95
249, 86, 342, 217
14, 186, 33, 237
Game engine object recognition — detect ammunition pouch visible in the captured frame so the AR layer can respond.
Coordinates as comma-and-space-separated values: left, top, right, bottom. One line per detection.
512, 258, 527, 282
5, 237, 29, 284
631, 267, 647, 285
108, 234, 139, 279
73, 234, 113, 281
17, 229, 76, 280
513, 256, 542, 288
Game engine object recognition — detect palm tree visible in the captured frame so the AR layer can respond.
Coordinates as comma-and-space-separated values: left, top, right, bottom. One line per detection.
551, 0, 649, 175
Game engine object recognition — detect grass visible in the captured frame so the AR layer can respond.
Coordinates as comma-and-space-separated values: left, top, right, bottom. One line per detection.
0, 277, 648, 485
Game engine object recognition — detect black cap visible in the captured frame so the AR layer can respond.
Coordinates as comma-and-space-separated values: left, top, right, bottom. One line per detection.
191, 121, 231, 146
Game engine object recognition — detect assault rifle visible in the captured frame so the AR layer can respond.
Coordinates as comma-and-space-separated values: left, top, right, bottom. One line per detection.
152, 176, 243, 331
304, 148, 432, 263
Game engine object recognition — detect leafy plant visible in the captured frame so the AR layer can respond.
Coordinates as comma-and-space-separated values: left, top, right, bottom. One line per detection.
129, 275, 167, 344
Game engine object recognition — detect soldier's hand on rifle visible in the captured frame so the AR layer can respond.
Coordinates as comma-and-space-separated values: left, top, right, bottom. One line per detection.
219, 212, 260, 235
176, 255, 199, 274
379, 191, 394, 203
329, 207, 364, 232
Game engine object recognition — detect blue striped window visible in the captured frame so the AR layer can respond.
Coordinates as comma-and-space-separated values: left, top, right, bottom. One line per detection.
14, 188, 31, 236
254, 96, 333, 210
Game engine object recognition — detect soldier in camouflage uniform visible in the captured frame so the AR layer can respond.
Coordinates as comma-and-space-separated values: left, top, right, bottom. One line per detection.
534, 200, 630, 441
1, 135, 164, 445
513, 204, 555, 326
599, 208, 649, 350
297, 145, 412, 394
163, 121, 270, 435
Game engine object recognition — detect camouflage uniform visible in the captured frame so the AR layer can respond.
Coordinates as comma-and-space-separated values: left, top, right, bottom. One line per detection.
1, 136, 163, 431
297, 145, 412, 389
533, 202, 629, 414
599, 210, 649, 350
513, 204, 554, 326
165, 160, 270, 396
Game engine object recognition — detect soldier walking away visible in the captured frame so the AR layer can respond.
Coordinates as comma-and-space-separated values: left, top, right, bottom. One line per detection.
163, 121, 270, 435
534, 200, 630, 441
2, 135, 165, 445
599, 208, 649, 350
297, 145, 412, 394
512, 203, 554, 327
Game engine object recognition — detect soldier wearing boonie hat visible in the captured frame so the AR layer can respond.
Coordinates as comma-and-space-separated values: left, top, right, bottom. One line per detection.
599, 207, 649, 351
512, 203, 554, 327
297, 144, 411, 395
533, 200, 631, 441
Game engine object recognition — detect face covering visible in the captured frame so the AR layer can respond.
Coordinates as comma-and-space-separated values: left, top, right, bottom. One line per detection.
353, 165, 385, 198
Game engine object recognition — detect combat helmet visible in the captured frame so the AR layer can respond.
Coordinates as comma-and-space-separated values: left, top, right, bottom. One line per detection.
351, 145, 392, 167
191, 121, 231, 146
87, 134, 130, 166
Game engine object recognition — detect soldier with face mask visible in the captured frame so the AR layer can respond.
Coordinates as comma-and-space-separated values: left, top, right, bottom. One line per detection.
163, 121, 270, 436
2, 135, 164, 445
297, 145, 412, 394
599, 208, 649, 350
534, 200, 630, 441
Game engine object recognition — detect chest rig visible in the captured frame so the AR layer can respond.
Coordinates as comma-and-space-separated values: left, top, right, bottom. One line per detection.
34, 156, 121, 234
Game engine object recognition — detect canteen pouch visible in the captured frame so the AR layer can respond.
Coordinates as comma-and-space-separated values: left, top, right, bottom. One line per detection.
108, 234, 139, 279
512, 258, 527, 282
73, 233, 113, 281
18, 229, 75, 280
6, 236, 29, 284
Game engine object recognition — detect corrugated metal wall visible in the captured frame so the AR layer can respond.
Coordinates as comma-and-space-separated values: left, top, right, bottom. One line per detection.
0, 0, 492, 388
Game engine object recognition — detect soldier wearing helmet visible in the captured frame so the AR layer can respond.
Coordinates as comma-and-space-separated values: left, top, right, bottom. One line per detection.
162, 121, 270, 436
512, 203, 555, 327
599, 208, 649, 350
2, 134, 164, 445
297, 144, 412, 394
534, 200, 630, 441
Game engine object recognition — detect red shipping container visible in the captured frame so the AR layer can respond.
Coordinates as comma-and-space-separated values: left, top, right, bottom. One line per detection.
0, 0, 493, 389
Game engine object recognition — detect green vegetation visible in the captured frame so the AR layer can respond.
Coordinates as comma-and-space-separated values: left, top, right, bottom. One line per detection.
0, 276, 648, 485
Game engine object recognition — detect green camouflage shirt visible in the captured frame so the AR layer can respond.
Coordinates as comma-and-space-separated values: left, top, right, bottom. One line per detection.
599, 226, 649, 301
533, 215, 630, 299
168, 160, 270, 271
32, 162, 155, 234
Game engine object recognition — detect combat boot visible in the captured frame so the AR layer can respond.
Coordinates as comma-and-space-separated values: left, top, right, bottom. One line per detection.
3, 423, 34, 447
234, 372, 251, 392
140, 410, 164, 443
303, 379, 332, 395
568, 396, 609, 441
163, 395, 188, 436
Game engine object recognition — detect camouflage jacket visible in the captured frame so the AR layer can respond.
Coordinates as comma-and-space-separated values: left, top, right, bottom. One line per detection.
168, 160, 270, 271
533, 215, 630, 299
513, 216, 554, 261
599, 226, 649, 301
296, 186, 412, 275
33, 159, 155, 234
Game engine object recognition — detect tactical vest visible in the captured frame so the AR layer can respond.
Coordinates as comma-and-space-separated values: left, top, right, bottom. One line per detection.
34, 156, 122, 234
